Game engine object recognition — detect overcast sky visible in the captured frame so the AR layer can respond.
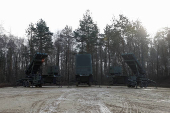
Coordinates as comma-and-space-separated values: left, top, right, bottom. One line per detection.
0, 0, 170, 37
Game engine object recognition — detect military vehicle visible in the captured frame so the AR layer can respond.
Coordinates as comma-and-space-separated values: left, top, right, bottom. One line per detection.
42, 66, 61, 85
17, 52, 60, 87
122, 53, 156, 88
75, 54, 93, 86
108, 66, 128, 85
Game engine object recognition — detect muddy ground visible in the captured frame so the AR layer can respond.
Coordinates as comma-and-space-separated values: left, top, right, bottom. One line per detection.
0, 86, 170, 113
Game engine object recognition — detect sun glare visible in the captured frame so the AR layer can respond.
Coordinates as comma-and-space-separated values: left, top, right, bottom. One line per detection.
0, 0, 170, 37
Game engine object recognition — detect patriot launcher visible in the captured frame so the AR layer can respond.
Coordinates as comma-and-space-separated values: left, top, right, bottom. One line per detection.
17, 52, 60, 87
122, 53, 156, 88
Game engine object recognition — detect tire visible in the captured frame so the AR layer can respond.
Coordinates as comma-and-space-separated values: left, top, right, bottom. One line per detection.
140, 82, 143, 88
144, 82, 148, 88
39, 84, 42, 87
76, 82, 79, 86
88, 82, 91, 86
23, 81, 26, 87
132, 85, 135, 88
26, 81, 30, 87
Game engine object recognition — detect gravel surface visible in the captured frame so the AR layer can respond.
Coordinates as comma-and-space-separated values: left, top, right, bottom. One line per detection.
0, 86, 169, 113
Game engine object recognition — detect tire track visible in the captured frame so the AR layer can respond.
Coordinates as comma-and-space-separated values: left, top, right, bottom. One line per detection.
37, 89, 75, 113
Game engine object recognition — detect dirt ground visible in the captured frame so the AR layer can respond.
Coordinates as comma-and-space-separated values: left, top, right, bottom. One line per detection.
0, 86, 170, 113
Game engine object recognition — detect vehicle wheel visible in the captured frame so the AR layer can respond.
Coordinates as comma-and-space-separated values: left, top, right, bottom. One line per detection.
23, 81, 26, 87
132, 85, 135, 88
39, 84, 42, 87
26, 81, 30, 87
144, 82, 148, 88
76, 82, 79, 86
140, 83, 143, 88
88, 82, 91, 86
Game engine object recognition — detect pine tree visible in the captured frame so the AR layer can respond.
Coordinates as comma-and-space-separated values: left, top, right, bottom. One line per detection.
74, 10, 99, 53
26, 19, 53, 54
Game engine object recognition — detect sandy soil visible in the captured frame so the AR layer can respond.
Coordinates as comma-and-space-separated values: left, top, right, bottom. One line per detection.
0, 86, 170, 113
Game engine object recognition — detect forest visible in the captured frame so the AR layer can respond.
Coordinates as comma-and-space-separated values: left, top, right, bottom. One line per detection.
0, 10, 170, 85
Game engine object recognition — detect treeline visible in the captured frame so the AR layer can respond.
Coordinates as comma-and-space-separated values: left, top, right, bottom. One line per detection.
0, 10, 170, 84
